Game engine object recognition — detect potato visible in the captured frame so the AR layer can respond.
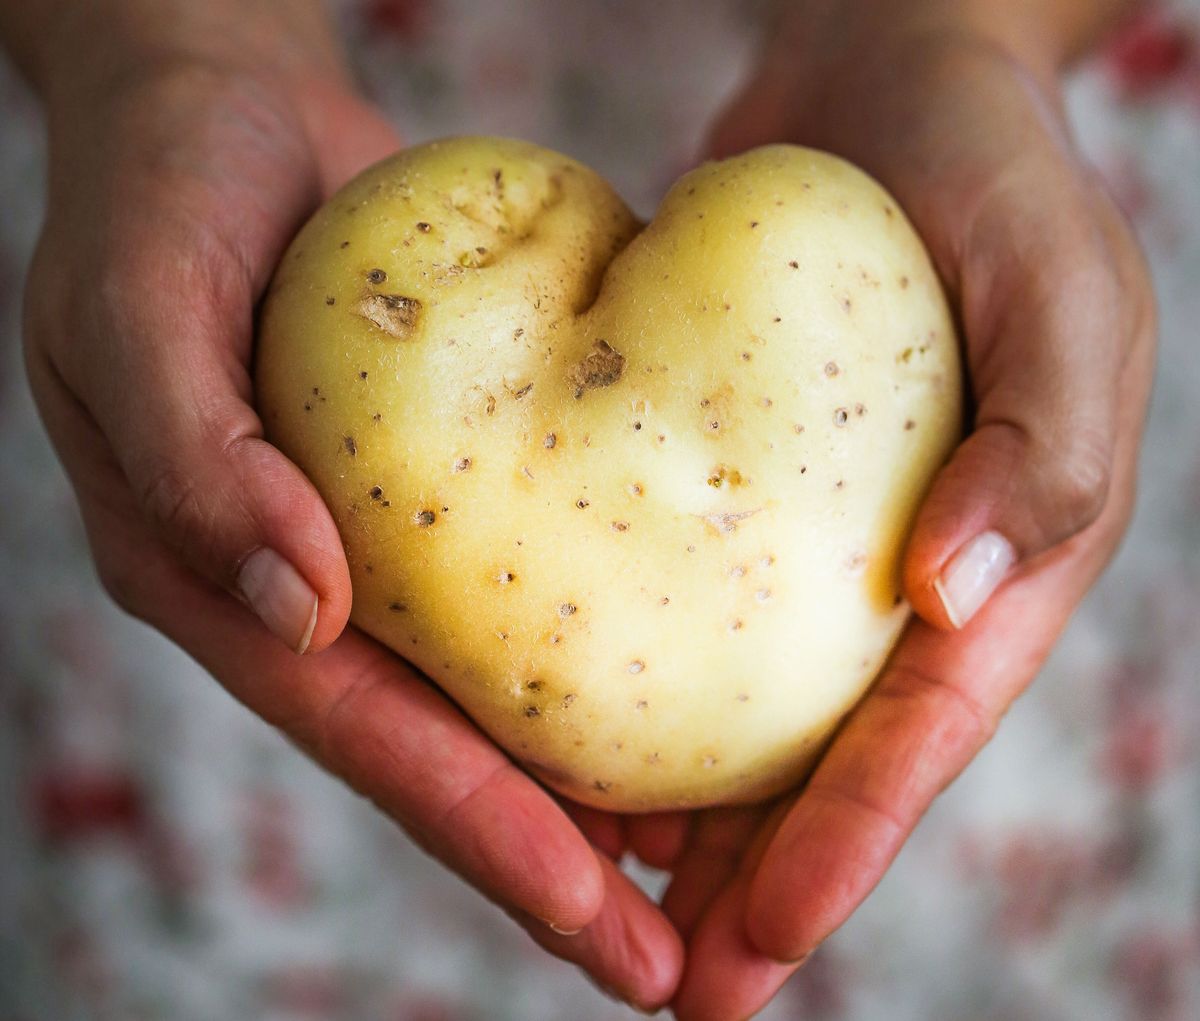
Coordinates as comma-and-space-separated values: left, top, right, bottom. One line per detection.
256, 136, 961, 812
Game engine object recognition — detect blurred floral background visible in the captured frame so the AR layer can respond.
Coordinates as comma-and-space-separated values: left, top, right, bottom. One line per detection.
1, 1, 1198, 1018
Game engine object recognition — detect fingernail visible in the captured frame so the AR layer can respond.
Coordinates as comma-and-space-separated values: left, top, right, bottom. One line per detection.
933, 530, 1016, 629
237, 548, 319, 654
545, 920, 583, 936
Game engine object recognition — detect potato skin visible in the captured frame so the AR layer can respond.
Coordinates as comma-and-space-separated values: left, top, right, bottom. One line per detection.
256, 136, 962, 812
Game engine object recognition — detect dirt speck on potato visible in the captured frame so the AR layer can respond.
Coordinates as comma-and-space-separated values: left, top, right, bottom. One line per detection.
568, 339, 626, 398
354, 294, 422, 339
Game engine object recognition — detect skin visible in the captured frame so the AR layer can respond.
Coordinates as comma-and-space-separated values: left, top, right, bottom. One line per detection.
0, 0, 1155, 1017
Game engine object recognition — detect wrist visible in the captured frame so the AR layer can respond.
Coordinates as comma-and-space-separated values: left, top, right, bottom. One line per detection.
7, 0, 350, 113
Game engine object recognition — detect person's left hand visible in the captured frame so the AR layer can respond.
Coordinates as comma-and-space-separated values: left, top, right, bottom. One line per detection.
570, 7, 1156, 1018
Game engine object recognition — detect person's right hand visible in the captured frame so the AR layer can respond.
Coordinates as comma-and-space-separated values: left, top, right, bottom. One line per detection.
14, 5, 683, 1010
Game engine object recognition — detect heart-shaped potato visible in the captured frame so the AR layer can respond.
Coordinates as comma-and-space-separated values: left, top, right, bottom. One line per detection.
256, 136, 961, 812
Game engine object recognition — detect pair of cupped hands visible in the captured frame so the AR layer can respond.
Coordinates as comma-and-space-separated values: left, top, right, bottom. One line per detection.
21, 7, 1154, 1019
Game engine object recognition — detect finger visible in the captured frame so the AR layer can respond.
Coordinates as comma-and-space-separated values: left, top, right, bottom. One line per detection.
31, 181, 352, 654
557, 799, 629, 862
904, 168, 1140, 630
660, 806, 762, 941
671, 873, 798, 1021
626, 811, 691, 870
744, 549, 1116, 963
517, 854, 685, 1012
28, 374, 607, 935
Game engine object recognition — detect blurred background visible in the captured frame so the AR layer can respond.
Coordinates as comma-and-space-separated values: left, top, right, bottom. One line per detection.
1, 1, 1198, 1019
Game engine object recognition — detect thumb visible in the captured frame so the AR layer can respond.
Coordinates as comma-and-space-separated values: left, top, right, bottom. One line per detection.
45, 236, 352, 654
903, 181, 1135, 630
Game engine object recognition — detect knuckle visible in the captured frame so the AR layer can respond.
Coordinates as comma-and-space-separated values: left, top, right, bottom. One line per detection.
1051, 437, 1113, 536
138, 463, 214, 557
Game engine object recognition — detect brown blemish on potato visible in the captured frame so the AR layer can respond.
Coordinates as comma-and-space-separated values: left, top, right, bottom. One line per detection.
729, 619, 744, 632
834, 407, 849, 426
497, 571, 515, 584
325, 296, 336, 306
825, 361, 840, 377
568, 339, 626, 398
788, 260, 799, 269
702, 755, 718, 768
416, 221, 431, 233
635, 700, 649, 710
612, 521, 629, 532
511, 381, 534, 400
628, 660, 645, 674
387, 601, 406, 613
905, 420, 917, 431
750, 220, 759, 228
756, 589, 772, 602
840, 296, 853, 313
523, 705, 540, 718
629, 483, 644, 496
736, 693, 750, 702
855, 403, 867, 417
593, 780, 612, 793
526, 679, 544, 692
543, 433, 557, 449
415, 510, 436, 527
366, 268, 388, 284
358, 370, 368, 380
660, 596, 670, 606
354, 294, 422, 339
369, 486, 383, 500
900, 275, 910, 289
562, 693, 577, 707
646, 752, 661, 765
708, 465, 746, 489
343, 436, 357, 457
454, 457, 472, 472
575, 497, 590, 509
339, 240, 350, 249
558, 603, 577, 619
